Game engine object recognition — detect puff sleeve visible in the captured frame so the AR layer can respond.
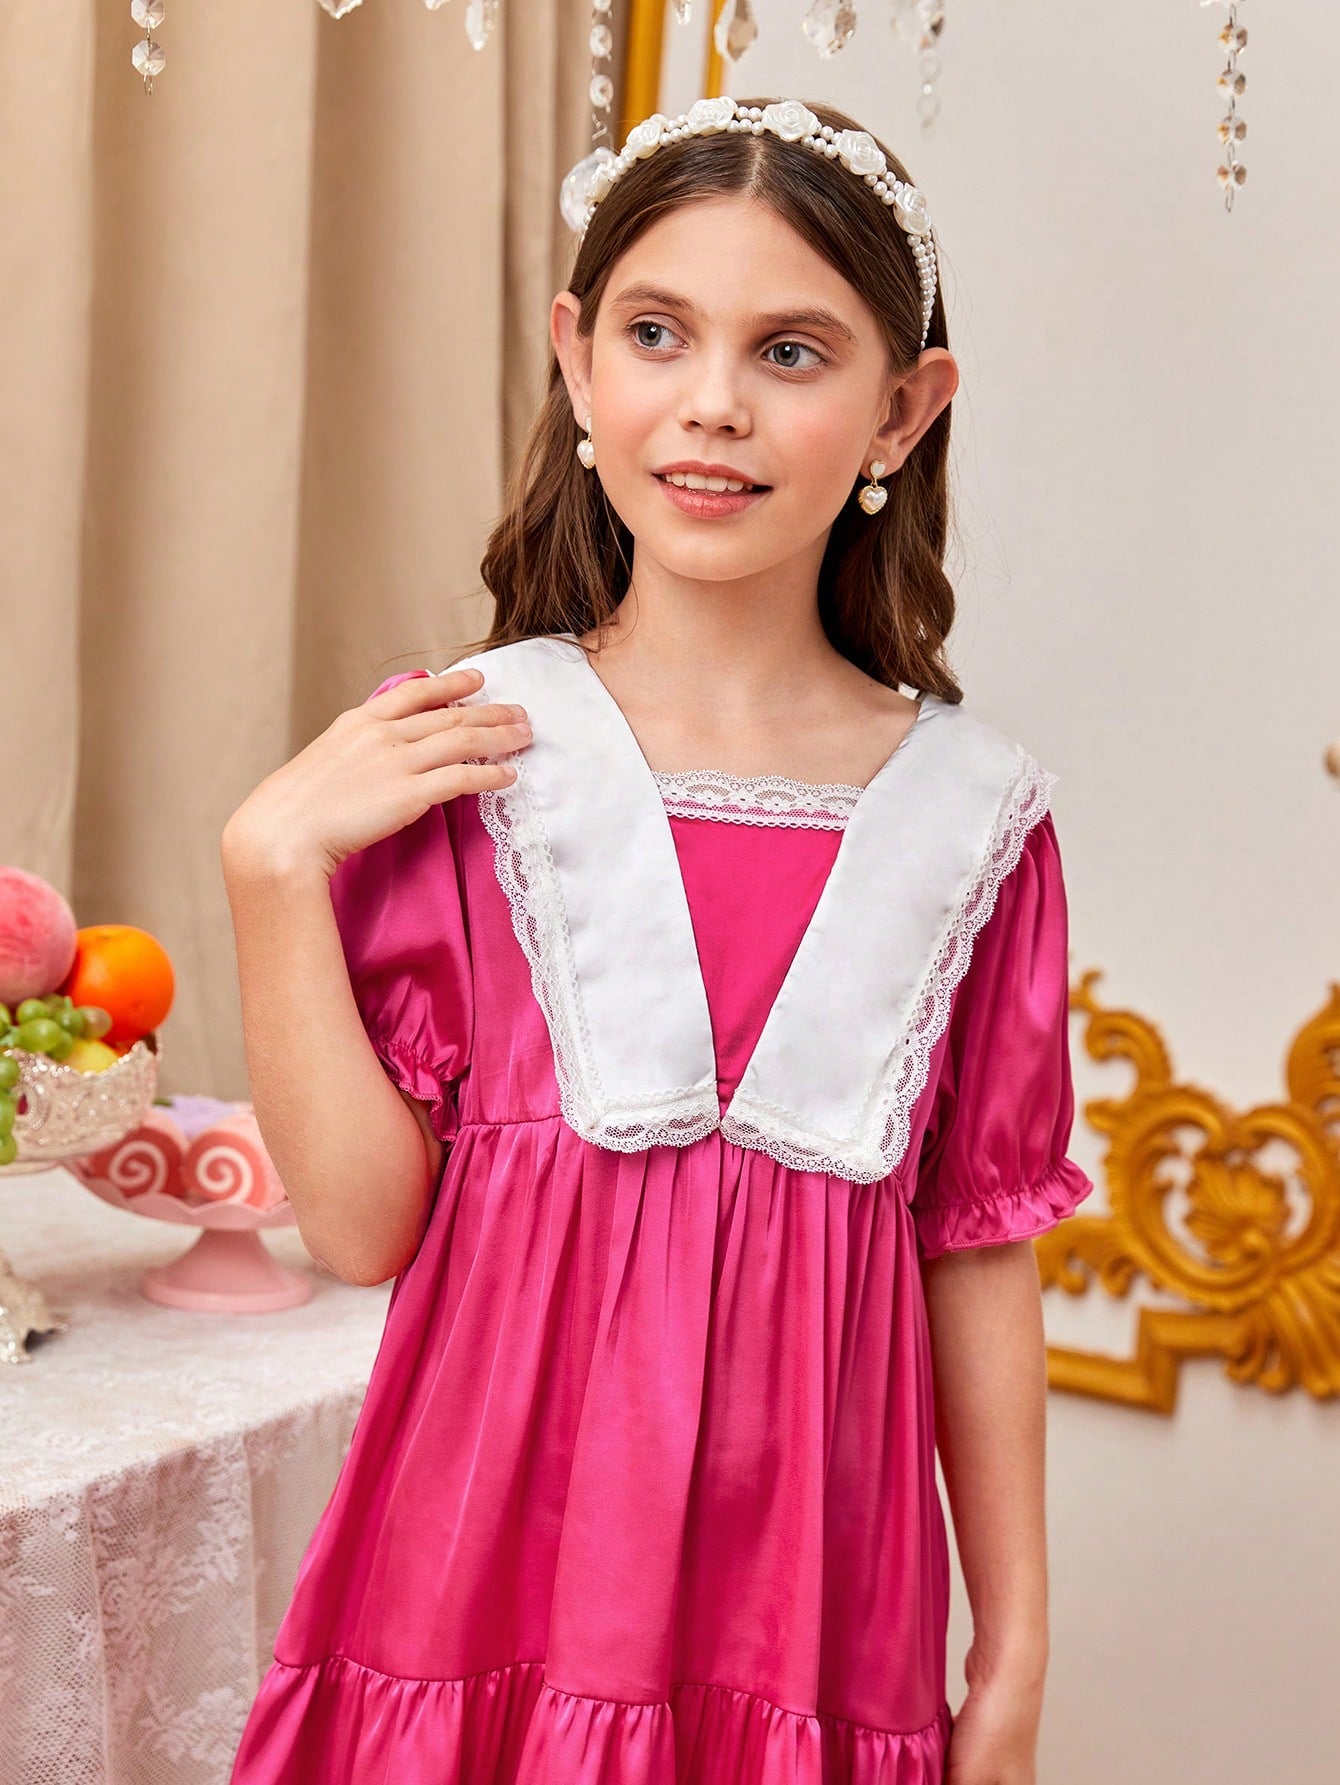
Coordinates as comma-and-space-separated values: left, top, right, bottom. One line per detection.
910, 810, 1094, 1260
326, 670, 473, 1147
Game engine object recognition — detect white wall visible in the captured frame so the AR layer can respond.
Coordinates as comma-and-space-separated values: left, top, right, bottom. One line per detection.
658, 6, 1340, 1780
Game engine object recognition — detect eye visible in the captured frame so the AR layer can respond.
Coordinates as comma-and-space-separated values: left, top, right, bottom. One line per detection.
765, 340, 824, 372
627, 319, 681, 351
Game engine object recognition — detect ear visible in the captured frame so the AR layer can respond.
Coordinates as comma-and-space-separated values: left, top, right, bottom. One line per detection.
551, 291, 593, 428
865, 347, 959, 473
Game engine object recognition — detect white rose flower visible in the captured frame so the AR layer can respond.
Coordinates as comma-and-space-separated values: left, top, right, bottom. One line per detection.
761, 100, 819, 142
625, 114, 667, 159
686, 96, 735, 131
892, 186, 932, 237
833, 129, 886, 179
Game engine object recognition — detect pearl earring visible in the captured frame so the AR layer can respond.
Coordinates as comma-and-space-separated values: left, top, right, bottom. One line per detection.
857, 459, 888, 515
576, 413, 596, 469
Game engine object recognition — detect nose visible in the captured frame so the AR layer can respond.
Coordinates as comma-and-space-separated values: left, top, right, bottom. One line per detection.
675, 346, 752, 437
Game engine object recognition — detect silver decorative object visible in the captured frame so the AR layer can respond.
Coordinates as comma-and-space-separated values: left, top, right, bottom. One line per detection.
0, 1034, 160, 1170
0, 1035, 160, 1363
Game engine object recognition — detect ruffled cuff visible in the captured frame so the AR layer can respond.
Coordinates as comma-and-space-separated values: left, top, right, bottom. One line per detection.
368, 1025, 460, 1148
914, 1155, 1093, 1261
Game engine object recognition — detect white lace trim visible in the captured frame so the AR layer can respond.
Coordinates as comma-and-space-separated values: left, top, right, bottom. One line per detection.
476, 777, 722, 1152
718, 751, 1057, 1182
652, 767, 860, 831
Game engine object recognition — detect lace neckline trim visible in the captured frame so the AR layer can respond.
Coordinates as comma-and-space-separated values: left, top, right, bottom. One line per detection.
650, 766, 862, 831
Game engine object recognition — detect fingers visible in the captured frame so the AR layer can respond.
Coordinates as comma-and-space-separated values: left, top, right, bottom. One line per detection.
422, 759, 520, 801
395, 701, 530, 745
366, 665, 489, 718
408, 718, 533, 767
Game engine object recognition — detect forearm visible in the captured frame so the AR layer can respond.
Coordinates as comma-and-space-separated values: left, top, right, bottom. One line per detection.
221, 836, 435, 1285
921, 1238, 1051, 1686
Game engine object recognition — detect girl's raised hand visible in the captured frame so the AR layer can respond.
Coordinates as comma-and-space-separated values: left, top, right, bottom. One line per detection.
221, 667, 532, 884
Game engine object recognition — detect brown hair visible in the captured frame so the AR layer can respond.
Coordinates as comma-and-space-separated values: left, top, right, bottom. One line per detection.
442, 97, 961, 702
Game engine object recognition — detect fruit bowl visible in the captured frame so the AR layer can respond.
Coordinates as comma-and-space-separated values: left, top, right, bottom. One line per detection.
64, 1097, 312, 1314
0, 1031, 161, 1173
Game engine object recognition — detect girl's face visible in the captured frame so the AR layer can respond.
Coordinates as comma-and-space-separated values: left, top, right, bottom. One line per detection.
552, 193, 943, 591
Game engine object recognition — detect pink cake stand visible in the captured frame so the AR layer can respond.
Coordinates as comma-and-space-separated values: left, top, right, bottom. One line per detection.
66, 1097, 313, 1313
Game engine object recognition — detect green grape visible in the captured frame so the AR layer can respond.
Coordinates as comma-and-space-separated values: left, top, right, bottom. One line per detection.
0, 1095, 14, 1136
43, 994, 69, 1011
46, 1030, 75, 1062
0, 1003, 10, 1029
15, 998, 50, 1026
78, 1005, 112, 1040
0, 1133, 16, 1166
54, 1007, 87, 1039
0, 1056, 18, 1091
15, 1017, 64, 1055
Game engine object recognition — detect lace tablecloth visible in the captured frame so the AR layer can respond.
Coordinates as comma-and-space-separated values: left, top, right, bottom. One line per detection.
0, 1167, 392, 1785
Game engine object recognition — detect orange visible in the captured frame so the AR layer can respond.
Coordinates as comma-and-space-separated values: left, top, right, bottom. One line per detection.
58, 924, 175, 1049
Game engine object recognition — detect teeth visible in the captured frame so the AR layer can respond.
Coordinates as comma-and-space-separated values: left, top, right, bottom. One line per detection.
662, 471, 757, 492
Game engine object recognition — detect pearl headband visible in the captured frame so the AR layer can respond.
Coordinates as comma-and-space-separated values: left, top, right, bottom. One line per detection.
559, 96, 939, 353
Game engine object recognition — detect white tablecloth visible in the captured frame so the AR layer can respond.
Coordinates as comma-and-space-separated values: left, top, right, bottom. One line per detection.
0, 1168, 392, 1785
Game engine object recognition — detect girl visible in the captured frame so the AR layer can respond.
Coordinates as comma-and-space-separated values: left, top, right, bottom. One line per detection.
224, 94, 1091, 1785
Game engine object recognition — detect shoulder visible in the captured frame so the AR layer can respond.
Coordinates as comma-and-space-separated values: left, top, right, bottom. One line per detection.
915, 694, 1056, 819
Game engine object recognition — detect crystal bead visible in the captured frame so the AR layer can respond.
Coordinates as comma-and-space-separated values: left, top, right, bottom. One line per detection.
463, 0, 498, 51
1216, 68, 1246, 97
801, 0, 857, 58
672, 0, 693, 21
131, 37, 165, 77
560, 145, 618, 233
1217, 114, 1247, 143
130, 0, 165, 28
589, 73, 614, 109
1219, 24, 1248, 51
714, 0, 759, 62
589, 23, 613, 57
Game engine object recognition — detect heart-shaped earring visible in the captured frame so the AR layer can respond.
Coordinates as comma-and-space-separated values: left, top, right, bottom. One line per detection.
576, 413, 596, 470
857, 459, 888, 515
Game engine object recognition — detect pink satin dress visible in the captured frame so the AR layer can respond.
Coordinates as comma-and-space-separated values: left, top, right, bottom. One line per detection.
229, 674, 1091, 1784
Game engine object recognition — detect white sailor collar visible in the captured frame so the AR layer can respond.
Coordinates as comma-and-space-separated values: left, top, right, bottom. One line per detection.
443, 633, 1055, 1184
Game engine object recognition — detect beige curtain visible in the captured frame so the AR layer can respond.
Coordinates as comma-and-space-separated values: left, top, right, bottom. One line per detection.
1, 0, 615, 1101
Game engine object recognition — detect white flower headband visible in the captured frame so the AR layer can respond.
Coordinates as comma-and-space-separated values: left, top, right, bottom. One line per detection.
559, 96, 939, 353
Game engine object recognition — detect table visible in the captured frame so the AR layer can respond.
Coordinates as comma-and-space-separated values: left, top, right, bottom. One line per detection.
0, 1168, 392, 1785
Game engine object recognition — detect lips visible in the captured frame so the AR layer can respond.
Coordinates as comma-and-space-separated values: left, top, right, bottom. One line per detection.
652, 465, 771, 491
653, 474, 771, 518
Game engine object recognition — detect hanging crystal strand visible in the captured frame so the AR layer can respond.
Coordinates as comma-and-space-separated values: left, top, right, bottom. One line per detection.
588, 0, 616, 148
913, 2, 944, 134
130, 0, 166, 95
464, 0, 501, 51
1203, 0, 1248, 212
714, 0, 758, 63
802, 2, 859, 60
672, 1, 694, 22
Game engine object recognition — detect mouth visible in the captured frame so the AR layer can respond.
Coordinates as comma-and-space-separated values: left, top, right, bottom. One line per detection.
653, 471, 772, 518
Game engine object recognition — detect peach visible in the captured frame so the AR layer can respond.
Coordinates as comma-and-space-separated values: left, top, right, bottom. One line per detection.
0, 866, 78, 1008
